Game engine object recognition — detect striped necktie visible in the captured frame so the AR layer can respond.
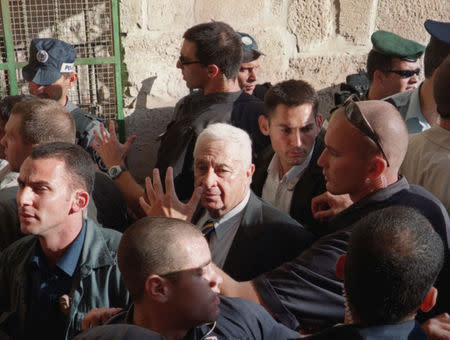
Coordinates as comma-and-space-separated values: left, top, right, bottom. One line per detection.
201, 220, 215, 242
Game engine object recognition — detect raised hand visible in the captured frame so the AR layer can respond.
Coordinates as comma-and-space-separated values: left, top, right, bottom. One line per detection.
139, 167, 202, 222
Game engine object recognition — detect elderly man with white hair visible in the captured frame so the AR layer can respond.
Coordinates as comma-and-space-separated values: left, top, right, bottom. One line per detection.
140, 123, 314, 281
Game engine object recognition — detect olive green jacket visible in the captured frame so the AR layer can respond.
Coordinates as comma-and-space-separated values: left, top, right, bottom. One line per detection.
0, 219, 130, 339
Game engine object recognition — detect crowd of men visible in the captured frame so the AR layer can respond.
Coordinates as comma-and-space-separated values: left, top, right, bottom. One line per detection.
0, 17, 448, 340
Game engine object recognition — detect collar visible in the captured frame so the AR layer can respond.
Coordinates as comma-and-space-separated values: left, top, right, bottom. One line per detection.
203, 190, 250, 239
57, 220, 87, 276
404, 85, 430, 133
29, 220, 87, 277
266, 145, 315, 190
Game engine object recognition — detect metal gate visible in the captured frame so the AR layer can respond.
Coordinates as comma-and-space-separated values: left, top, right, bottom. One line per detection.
0, 0, 124, 138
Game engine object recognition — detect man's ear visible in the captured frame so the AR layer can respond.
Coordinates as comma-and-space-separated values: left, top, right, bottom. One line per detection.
207, 64, 220, 79
367, 156, 387, 181
70, 190, 89, 213
335, 254, 346, 281
420, 286, 438, 313
67, 73, 78, 89
374, 69, 386, 85
258, 115, 269, 136
316, 114, 323, 130
145, 275, 171, 303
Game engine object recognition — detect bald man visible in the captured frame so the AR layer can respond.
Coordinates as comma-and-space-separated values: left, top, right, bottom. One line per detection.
219, 99, 450, 333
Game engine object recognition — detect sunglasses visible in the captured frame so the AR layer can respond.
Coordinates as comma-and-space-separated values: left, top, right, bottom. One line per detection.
386, 68, 420, 79
178, 56, 201, 66
343, 95, 390, 167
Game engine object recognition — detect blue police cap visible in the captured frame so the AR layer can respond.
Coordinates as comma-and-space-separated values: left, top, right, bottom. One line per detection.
425, 20, 450, 45
22, 38, 77, 86
238, 32, 264, 63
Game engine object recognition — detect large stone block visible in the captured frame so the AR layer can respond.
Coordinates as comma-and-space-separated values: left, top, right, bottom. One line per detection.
375, 1, 450, 44
146, 1, 195, 30
193, 0, 266, 26
288, 53, 368, 91
288, 0, 334, 51
338, 0, 375, 44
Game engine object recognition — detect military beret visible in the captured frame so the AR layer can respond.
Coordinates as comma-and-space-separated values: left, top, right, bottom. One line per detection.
425, 19, 450, 45
371, 30, 425, 62
238, 32, 264, 63
22, 38, 77, 86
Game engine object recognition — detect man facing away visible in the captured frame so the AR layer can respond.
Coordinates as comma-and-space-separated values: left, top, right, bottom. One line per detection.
0, 142, 129, 339
306, 206, 443, 340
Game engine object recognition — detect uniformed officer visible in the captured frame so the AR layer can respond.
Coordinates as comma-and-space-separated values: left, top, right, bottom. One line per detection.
22, 38, 107, 170
386, 20, 450, 133
335, 30, 425, 104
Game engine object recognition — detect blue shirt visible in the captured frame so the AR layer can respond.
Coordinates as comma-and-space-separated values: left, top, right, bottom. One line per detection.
25, 221, 86, 339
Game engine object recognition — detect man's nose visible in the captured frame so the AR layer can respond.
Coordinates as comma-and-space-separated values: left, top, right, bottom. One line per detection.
202, 169, 217, 187
291, 130, 302, 147
17, 186, 33, 206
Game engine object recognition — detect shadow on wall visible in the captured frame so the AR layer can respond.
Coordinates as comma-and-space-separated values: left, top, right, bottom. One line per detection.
124, 77, 175, 184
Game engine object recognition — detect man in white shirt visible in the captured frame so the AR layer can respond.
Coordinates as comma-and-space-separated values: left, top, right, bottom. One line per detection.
401, 55, 450, 212
252, 80, 326, 233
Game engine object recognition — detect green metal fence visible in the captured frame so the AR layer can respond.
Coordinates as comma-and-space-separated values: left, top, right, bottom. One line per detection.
0, 0, 124, 139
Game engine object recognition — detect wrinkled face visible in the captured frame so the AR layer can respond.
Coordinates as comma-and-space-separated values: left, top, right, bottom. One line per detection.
176, 39, 208, 89
261, 103, 322, 175
381, 58, 420, 96
168, 237, 222, 326
17, 157, 76, 237
28, 74, 73, 106
0, 114, 33, 171
317, 110, 371, 198
238, 59, 260, 94
194, 139, 253, 219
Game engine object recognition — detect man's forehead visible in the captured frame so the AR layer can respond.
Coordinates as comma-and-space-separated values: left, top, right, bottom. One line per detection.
391, 57, 419, 69
195, 140, 240, 164
271, 103, 315, 124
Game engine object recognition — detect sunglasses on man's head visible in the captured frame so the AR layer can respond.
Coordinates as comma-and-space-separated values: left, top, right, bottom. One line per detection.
343, 94, 390, 167
386, 68, 420, 79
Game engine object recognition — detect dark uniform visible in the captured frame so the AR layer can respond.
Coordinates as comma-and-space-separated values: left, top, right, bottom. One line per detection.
22, 38, 107, 171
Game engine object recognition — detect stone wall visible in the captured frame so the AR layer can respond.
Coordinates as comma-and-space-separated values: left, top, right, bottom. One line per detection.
119, 0, 450, 182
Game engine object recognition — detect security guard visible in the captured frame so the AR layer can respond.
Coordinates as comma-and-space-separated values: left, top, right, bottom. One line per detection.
335, 31, 425, 105
22, 38, 107, 170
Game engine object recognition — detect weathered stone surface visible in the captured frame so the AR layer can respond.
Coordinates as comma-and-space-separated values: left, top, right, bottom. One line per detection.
146, 1, 195, 30
120, 0, 145, 33
338, 0, 375, 44
288, 0, 334, 51
375, 1, 450, 44
194, 0, 266, 26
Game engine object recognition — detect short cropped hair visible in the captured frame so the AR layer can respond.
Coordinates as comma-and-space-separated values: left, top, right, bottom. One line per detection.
0, 94, 35, 124
29, 142, 95, 194
345, 206, 444, 325
366, 50, 394, 83
194, 123, 252, 166
183, 22, 242, 79
433, 55, 450, 119
118, 216, 204, 302
10, 98, 75, 144
264, 79, 319, 119
424, 37, 450, 79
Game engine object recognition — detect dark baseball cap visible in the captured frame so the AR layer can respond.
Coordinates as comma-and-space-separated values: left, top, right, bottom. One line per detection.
238, 32, 264, 63
425, 19, 450, 45
22, 38, 77, 86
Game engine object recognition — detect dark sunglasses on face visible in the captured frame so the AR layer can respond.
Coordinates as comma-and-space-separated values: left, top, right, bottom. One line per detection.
386, 68, 420, 78
178, 56, 201, 66
343, 94, 390, 167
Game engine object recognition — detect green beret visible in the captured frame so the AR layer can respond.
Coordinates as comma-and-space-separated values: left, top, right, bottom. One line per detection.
371, 30, 425, 61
